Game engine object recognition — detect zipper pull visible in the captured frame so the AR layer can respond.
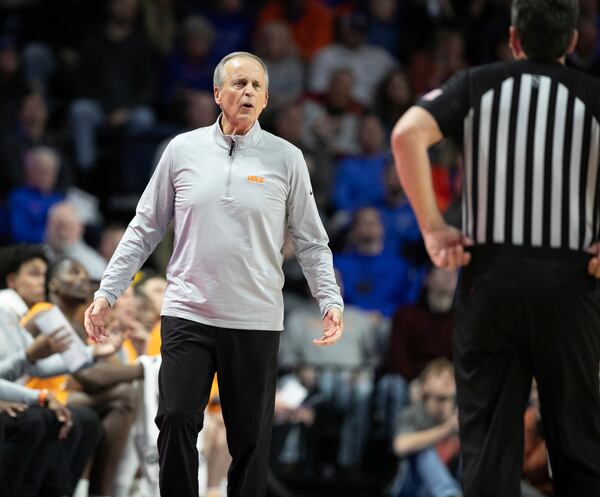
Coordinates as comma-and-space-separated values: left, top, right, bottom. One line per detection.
229, 139, 235, 156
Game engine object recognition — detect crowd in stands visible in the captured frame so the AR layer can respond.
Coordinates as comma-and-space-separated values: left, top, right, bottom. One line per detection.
1, 0, 599, 496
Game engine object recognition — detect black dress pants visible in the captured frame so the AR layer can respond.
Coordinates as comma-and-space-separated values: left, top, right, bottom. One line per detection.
155, 316, 280, 497
454, 246, 600, 497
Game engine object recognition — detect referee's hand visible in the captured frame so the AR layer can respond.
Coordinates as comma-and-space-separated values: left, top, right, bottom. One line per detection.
423, 224, 474, 270
586, 242, 600, 278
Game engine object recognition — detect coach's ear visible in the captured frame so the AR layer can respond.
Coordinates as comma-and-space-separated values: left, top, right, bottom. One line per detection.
566, 29, 579, 55
508, 26, 526, 60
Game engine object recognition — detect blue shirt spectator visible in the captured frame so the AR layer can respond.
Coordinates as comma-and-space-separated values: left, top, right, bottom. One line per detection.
334, 207, 424, 317
10, 187, 64, 243
378, 164, 422, 255
380, 202, 421, 255
9, 147, 64, 243
335, 250, 421, 316
332, 115, 390, 211
333, 152, 388, 211
162, 16, 216, 105
205, 2, 253, 64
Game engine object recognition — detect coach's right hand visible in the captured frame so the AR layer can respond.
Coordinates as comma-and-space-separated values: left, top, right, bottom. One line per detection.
84, 297, 112, 343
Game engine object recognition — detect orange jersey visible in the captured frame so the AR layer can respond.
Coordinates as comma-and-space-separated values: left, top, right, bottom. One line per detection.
21, 302, 70, 404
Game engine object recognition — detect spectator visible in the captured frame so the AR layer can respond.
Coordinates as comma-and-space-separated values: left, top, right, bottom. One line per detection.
466, 0, 512, 65
154, 89, 218, 166
180, 89, 219, 130
271, 373, 319, 475
99, 223, 127, 263
0, 92, 70, 203
112, 285, 151, 361
141, 0, 177, 57
309, 12, 397, 107
135, 272, 166, 319
0, 35, 26, 134
44, 201, 107, 281
133, 272, 167, 356
18, 1, 106, 95
332, 115, 389, 212
581, 0, 600, 57
431, 29, 468, 88
567, 18, 600, 77
69, 0, 157, 171
0, 244, 48, 319
302, 68, 362, 157
9, 146, 64, 243
389, 358, 461, 497
379, 164, 421, 257
134, 289, 157, 338
162, 16, 216, 110
0, 305, 110, 497
409, 29, 468, 97
204, 0, 253, 64
257, 0, 334, 60
23, 257, 143, 497
279, 302, 385, 472
334, 207, 423, 317
271, 100, 305, 148
374, 68, 414, 136
255, 21, 304, 107
367, 0, 401, 57
376, 267, 456, 438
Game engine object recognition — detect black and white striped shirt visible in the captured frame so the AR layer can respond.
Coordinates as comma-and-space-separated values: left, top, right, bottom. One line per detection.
418, 60, 600, 252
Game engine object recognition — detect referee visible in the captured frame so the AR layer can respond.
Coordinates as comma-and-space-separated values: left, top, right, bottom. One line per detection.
391, 1, 600, 496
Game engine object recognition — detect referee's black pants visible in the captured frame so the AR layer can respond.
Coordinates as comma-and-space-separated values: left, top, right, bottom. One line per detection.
454, 247, 600, 497
155, 316, 280, 497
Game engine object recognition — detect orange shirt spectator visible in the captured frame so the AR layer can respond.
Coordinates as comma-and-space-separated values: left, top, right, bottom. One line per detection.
257, 0, 333, 60
21, 302, 70, 404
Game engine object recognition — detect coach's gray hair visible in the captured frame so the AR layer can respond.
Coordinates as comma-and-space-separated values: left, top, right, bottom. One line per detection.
213, 52, 269, 89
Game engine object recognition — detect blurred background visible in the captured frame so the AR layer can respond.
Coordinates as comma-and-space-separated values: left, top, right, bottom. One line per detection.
0, 0, 598, 496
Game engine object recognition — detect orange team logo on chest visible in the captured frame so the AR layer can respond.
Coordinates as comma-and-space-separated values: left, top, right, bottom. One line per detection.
247, 175, 265, 184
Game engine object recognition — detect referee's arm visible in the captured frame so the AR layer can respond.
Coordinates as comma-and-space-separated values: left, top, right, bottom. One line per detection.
391, 106, 473, 270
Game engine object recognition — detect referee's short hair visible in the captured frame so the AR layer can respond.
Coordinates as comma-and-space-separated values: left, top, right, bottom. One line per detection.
511, 0, 579, 61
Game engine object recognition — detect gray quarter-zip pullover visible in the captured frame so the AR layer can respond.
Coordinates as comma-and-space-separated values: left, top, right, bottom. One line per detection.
95, 118, 343, 330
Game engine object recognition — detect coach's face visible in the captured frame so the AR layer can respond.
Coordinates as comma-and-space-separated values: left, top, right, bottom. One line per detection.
215, 56, 268, 135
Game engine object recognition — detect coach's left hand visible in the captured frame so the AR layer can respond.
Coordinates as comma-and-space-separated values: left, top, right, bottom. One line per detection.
314, 307, 343, 346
